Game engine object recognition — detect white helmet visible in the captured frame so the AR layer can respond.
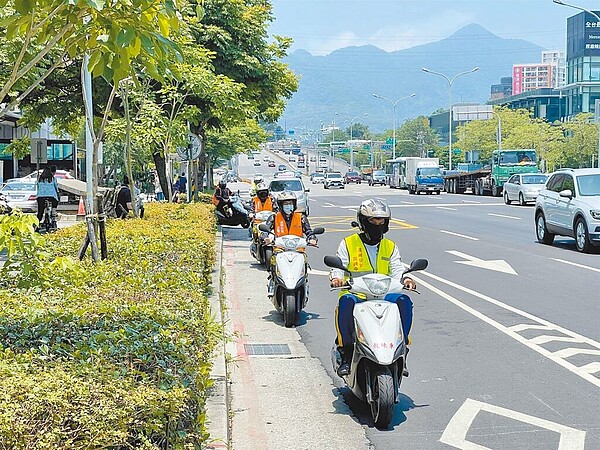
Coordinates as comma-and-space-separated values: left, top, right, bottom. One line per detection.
276, 191, 297, 212
356, 199, 391, 243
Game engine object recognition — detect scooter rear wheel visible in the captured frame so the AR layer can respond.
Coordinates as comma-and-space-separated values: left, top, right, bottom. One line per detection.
371, 369, 395, 429
264, 248, 273, 271
283, 292, 296, 328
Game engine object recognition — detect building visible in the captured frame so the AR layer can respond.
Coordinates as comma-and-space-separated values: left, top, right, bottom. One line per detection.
490, 77, 513, 100
560, 11, 600, 119
512, 63, 553, 95
542, 50, 566, 88
488, 88, 565, 123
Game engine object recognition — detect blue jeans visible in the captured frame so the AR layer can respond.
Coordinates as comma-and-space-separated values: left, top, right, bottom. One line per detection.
335, 293, 413, 347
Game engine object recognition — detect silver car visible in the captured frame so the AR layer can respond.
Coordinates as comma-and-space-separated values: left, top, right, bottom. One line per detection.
503, 173, 548, 205
535, 168, 600, 253
269, 178, 310, 216
0, 180, 37, 212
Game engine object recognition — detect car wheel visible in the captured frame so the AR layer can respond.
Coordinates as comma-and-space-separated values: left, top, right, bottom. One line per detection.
503, 191, 511, 205
518, 193, 526, 206
575, 217, 593, 253
536, 212, 555, 245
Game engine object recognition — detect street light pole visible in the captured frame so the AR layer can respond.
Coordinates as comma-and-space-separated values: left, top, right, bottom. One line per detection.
422, 67, 479, 170
337, 112, 368, 169
553, 0, 600, 21
372, 93, 416, 160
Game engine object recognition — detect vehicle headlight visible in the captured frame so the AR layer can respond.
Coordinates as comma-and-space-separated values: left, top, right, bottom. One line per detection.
356, 323, 366, 343
285, 238, 299, 249
590, 210, 600, 220
363, 277, 391, 296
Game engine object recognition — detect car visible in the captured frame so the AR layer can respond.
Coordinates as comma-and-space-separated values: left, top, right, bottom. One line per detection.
368, 170, 386, 186
247, 154, 254, 160
503, 173, 548, 206
535, 168, 600, 253
310, 156, 317, 162
297, 161, 305, 169
324, 172, 345, 189
268, 160, 276, 168
293, 171, 303, 179
278, 164, 287, 172
344, 171, 362, 184
289, 155, 297, 162
22, 169, 74, 180
0, 180, 37, 212
253, 160, 261, 166
263, 155, 269, 161
268, 178, 310, 215
311, 173, 325, 184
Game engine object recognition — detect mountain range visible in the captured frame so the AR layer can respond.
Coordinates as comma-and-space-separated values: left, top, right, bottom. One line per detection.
281, 24, 545, 134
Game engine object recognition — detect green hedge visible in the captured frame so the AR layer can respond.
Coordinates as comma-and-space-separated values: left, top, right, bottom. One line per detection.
0, 203, 219, 449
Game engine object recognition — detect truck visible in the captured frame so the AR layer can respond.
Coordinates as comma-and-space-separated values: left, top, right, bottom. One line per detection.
444, 149, 539, 196
405, 157, 444, 194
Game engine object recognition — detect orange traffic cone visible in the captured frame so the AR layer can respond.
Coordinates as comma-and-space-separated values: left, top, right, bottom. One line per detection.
77, 196, 85, 220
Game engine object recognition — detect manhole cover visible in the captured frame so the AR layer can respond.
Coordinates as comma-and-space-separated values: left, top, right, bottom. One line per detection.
244, 344, 291, 356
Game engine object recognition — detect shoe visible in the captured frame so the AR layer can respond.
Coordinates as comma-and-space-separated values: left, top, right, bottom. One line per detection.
336, 346, 352, 377
267, 280, 274, 297
403, 347, 410, 377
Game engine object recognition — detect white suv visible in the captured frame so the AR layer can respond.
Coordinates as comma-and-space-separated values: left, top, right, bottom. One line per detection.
535, 168, 600, 253
324, 172, 345, 189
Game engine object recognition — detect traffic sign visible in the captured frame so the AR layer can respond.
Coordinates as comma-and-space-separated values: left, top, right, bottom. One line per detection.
337, 148, 350, 153
452, 148, 462, 154
381, 144, 392, 150
386, 138, 394, 145
363, 144, 371, 150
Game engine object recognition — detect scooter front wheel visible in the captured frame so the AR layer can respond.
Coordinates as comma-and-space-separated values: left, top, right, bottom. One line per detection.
283, 292, 296, 328
371, 369, 395, 429
264, 248, 273, 271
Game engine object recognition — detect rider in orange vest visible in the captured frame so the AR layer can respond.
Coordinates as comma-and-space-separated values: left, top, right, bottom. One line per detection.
252, 183, 275, 213
264, 191, 316, 240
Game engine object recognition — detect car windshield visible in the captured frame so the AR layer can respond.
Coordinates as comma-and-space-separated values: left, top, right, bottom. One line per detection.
328, 173, 342, 179
522, 174, 548, 184
419, 167, 442, 176
2, 183, 36, 191
346, 172, 359, 176
373, 170, 385, 176
270, 180, 303, 192
577, 174, 600, 196
499, 151, 536, 165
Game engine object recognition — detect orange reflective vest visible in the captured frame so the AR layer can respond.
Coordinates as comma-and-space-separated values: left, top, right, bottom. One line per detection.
212, 193, 219, 206
274, 211, 303, 237
253, 196, 273, 212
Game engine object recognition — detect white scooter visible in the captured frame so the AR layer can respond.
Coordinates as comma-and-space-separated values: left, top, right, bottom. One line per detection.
259, 223, 325, 327
324, 255, 428, 429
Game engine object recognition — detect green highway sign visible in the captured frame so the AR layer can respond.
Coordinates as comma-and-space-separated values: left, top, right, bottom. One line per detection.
452, 148, 462, 154
386, 138, 394, 145
317, 143, 330, 147
363, 144, 371, 150
337, 148, 350, 153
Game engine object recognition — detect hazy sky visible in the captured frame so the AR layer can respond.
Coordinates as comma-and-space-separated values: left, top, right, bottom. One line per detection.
270, 0, 599, 55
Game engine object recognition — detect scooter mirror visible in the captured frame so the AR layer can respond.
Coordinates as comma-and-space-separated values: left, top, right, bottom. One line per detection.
323, 255, 346, 271
258, 223, 270, 233
312, 227, 325, 235
350, 221, 359, 228
407, 258, 428, 272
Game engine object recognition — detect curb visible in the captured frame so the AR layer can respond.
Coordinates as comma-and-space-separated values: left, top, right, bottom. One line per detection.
205, 226, 231, 449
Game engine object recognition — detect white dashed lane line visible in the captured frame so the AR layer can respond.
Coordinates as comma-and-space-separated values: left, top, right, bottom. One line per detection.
552, 258, 600, 273
488, 212, 522, 220
440, 230, 479, 241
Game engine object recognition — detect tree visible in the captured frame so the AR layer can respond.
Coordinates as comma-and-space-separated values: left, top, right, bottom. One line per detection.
395, 116, 440, 157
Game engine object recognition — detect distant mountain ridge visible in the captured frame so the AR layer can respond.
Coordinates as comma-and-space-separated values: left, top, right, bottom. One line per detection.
282, 24, 544, 133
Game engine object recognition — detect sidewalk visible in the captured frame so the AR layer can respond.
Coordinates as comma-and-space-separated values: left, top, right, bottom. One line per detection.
205, 226, 372, 450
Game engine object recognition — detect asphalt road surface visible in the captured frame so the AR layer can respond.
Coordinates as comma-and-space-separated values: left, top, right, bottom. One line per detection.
228, 150, 599, 449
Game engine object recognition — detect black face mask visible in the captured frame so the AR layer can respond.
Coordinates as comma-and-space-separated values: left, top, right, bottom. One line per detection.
258, 192, 268, 201
362, 220, 385, 244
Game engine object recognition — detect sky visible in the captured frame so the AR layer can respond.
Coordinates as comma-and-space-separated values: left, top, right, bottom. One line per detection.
269, 0, 600, 56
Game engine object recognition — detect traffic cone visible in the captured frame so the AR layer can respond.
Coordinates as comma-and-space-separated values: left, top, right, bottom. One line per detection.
77, 196, 85, 220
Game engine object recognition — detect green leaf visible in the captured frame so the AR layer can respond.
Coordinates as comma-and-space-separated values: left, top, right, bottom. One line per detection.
14, 0, 34, 14
196, 5, 205, 20
117, 28, 135, 47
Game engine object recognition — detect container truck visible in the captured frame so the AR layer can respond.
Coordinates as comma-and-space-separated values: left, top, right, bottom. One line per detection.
405, 158, 444, 194
444, 149, 539, 196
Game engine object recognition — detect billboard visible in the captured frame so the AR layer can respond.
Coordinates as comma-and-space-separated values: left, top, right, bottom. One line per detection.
567, 11, 600, 59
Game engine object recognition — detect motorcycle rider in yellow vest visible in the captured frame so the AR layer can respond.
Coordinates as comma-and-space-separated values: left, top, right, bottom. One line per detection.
330, 199, 417, 377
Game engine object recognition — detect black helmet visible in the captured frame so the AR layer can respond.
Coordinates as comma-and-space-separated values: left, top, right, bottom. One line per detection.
356, 199, 391, 244
218, 180, 227, 189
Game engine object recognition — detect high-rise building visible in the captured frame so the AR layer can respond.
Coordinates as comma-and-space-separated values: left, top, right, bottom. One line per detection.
490, 77, 513, 100
512, 63, 553, 95
542, 50, 566, 88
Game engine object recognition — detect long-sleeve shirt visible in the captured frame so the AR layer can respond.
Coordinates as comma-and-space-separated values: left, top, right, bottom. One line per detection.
37, 178, 59, 200
331, 234, 404, 280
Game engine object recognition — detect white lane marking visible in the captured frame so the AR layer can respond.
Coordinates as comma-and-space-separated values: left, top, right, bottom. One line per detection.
440, 230, 479, 241
308, 269, 329, 276
446, 250, 517, 275
552, 258, 600, 273
410, 270, 600, 388
530, 336, 584, 345
509, 324, 550, 332
580, 362, 600, 374
388, 203, 506, 208
440, 398, 586, 450
553, 348, 600, 358
462, 200, 481, 204
437, 206, 458, 211
488, 212, 522, 220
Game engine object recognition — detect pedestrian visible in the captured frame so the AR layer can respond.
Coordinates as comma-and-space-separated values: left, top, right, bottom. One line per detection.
116, 176, 132, 219
178, 172, 187, 194
154, 171, 164, 201
36, 166, 59, 226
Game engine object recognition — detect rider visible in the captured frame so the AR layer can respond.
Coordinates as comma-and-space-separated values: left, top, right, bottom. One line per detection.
251, 183, 276, 213
330, 199, 417, 377
251, 174, 265, 195
212, 180, 233, 216
36, 166, 59, 227
264, 191, 317, 295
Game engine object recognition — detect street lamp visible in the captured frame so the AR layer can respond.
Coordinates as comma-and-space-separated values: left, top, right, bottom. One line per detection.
336, 112, 368, 169
552, 0, 600, 21
372, 93, 416, 160
422, 66, 479, 170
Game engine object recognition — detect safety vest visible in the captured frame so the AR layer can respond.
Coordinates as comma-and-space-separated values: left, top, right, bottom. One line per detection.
344, 234, 395, 277
274, 212, 302, 237
212, 193, 219, 206
253, 196, 273, 212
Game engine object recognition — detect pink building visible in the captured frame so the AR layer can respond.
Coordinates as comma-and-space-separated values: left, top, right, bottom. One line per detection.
512, 64, 553, 95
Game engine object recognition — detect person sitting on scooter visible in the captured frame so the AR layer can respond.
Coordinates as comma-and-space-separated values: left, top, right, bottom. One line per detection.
264, 191, 316, 242
330, 199, 417, 377
251, 174, 264, 195
212, 180, 233, 217
251, 183, 276, 213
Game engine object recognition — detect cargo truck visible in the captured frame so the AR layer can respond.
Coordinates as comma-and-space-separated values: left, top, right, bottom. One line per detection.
405, 157, 444, 194
444, 149, 539, 196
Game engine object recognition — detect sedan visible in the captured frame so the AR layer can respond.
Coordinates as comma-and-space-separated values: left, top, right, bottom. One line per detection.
504, 173, 548, 205
278, 164, 287, 172
0, 181, 37, 212
268, 160, 276, 168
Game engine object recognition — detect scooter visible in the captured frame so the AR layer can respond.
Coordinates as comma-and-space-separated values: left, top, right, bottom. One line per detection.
0, 192, 12, 215
258, 223, 325, 327
250, 210, 275, 268
324, 255, 428, 429
216, 194, 251, 228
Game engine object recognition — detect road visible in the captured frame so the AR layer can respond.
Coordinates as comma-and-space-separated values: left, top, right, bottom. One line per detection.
226, 150, 600, 449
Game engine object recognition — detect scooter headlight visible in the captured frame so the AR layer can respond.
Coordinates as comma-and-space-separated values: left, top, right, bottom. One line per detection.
356, 323, 366, 344
284, 237, 299, 250
363, 277, 391, 296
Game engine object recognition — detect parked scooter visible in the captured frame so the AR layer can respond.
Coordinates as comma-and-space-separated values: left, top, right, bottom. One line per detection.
250, 210, 275, 268
216, 193, 251, 228
0, 192, 12, 215
324, 255, 428, 429
258, 223, 325, 327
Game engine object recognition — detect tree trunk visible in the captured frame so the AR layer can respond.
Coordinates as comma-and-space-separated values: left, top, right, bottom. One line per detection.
153, 152, 172, 202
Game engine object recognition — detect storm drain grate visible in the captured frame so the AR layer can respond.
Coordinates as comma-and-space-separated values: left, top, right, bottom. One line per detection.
244, 344, 291, 356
